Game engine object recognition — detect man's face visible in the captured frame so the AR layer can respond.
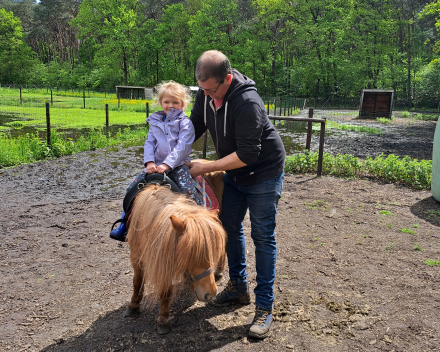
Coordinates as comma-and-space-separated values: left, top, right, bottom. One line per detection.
198, 74, 232, 100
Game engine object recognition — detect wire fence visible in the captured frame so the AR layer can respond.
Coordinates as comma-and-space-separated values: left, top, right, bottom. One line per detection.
0, 86, 155, 141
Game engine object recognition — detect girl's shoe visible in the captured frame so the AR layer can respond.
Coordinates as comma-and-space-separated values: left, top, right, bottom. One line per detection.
110, 212, 127, 242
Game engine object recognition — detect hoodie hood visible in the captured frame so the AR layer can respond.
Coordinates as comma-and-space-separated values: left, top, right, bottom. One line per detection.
203, 69, 257, 136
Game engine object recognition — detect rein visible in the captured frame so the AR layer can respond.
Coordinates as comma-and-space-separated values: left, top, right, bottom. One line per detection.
184, 267, 213, 283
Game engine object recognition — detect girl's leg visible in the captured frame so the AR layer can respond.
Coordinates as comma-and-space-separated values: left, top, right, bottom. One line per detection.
168, 165, 203, 206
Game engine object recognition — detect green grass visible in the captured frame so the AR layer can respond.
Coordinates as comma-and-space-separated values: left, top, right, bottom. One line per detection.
400, 111, 411, 118
285, 151, 432, 190
0, 127, 148, 168
414, 113, 439, 122
319, 120, 382, 134
380, 210, 393, 216
400, 228, 416, 234
423, 259, 439, 266
413, 243, 423, 251
376, 117, 394, 124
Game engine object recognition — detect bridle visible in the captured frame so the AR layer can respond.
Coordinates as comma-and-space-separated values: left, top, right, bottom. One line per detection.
184, 267, 214, 283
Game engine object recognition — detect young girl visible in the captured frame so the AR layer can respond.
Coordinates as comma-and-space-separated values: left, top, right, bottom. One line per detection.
110, 81, 203, 241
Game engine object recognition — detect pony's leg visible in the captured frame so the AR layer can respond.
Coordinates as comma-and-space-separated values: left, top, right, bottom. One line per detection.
125, 264, 144, 317
215, 251, 226, 282
157, 288, 173, 335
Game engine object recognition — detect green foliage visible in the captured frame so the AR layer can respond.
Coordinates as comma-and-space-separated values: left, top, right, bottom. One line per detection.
0, 8, 35, 83
400, 111, 411, 118
423, 259, 439, 266
0, 127, 148, 168
376, 117, 393, 124
413, 243, 423, 251
400, 228, 416, 234
285, 151, 432, 189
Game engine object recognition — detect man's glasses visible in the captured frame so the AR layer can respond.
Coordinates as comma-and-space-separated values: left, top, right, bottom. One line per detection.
199, 81, 223, 94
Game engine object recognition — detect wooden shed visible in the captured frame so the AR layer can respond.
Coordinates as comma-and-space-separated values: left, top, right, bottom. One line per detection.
115, 86, 154, 100
359, 89, 394, 118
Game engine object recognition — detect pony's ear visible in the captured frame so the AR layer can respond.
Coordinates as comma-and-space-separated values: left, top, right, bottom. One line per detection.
211, 209, 220, 217
170, 215, 186, 236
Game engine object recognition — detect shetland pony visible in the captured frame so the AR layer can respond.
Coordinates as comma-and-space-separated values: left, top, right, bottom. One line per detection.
125, 184, 226, 334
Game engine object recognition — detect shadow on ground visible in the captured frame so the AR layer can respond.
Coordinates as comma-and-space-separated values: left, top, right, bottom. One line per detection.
40, 291, 255, 352
410, 196, 440, 227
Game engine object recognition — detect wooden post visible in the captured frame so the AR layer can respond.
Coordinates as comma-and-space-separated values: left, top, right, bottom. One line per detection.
83, 90, 85, 108
279, 99, 282, 116
317, 119, 326, 177
46, 102, 51, 148
51, 90, 53, 105
105, 104, 109, 133
146, 102, 150, 129
267, 100, 269, 115
306, 108, 314, 151
273, 99, 277, 122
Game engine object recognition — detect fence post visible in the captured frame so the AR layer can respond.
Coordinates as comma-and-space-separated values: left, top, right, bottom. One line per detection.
105, 104, 109, 133
20, 87, 22, 104
146, 102, 149, 117
279, 98, 282, 116
51, 90, 53, 105
267, 100, 269, 115
83, 90, 85, 108
317, 119, 326, 177
46, 102, 51, 148
306, 108, 314, 151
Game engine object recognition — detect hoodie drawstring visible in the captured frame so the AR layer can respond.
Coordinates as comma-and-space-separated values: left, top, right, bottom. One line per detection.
224, 102, 228, 137
204, 96, 207, 125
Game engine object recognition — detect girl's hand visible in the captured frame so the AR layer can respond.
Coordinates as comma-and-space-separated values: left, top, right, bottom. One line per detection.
156, 164, 171, 174
146, 162, 158, 174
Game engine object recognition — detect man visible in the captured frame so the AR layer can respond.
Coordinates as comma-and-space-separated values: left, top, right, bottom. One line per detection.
185, 50, 285, 339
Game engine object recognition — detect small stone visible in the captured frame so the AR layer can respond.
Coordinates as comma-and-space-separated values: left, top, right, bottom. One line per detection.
76, 319, 84, 325
369, 339, 376, 345
383, 335, 392, 344
242, 337, 249, 344
286, 345, 295, 350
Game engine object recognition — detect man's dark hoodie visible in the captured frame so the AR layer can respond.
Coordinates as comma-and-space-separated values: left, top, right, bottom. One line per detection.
190, 69, 285, 186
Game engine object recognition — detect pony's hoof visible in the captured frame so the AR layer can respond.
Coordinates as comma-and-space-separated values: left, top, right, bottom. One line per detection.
125, 307, 140, 317
157, 322, 171, 335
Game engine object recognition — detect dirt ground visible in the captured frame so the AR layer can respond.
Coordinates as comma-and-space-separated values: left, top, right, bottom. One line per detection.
1, 111, 440, 352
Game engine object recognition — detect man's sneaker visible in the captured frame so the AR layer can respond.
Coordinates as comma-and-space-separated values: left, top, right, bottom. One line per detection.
110, 220, 127, 242
249, 307, 273, 339
210, 280, 251, 306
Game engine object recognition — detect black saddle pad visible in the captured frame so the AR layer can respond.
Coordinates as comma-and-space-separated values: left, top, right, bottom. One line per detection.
123, 173, 181, 216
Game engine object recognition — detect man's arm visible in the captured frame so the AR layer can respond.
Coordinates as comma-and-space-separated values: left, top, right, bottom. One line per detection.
185, 152, 246, 178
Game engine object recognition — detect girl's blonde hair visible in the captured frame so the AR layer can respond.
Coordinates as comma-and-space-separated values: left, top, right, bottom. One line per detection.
155, 81, 191, 109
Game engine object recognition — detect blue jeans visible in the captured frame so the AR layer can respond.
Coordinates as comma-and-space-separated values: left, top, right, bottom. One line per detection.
219, 172, 284, 311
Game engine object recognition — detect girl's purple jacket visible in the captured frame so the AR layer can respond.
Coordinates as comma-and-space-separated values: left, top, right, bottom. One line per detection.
143, 108, 195, 170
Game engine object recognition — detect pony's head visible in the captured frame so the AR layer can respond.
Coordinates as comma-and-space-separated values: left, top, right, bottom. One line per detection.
170, 210, 223, 302
127, 185, 226, 304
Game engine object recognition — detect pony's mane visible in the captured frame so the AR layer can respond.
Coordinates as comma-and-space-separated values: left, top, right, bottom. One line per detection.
126, 184, 226, 304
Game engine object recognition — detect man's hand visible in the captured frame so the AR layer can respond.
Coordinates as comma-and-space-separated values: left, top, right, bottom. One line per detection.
156, 164, 171, 174
146, 162, 157, 174
184, 161, 206, 178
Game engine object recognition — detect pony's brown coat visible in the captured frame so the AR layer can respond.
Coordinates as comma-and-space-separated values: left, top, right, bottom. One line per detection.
126, 184, 226, 305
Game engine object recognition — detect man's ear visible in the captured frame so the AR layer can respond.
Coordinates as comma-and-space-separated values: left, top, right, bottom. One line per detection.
226, 73, 233, 84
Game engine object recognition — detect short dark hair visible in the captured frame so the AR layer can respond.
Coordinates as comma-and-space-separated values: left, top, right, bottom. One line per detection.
196, 50, 232, 83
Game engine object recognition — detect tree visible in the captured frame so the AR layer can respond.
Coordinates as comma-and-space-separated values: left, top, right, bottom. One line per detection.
0, 8, 34, 84
71, 0, 140, 86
